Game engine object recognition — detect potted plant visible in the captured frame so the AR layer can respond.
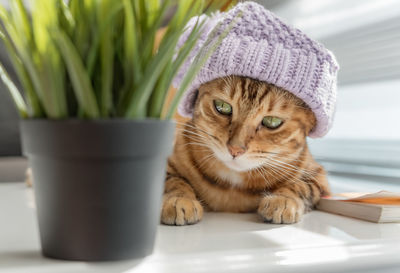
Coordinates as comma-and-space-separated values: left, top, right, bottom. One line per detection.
0, 0, 235, 261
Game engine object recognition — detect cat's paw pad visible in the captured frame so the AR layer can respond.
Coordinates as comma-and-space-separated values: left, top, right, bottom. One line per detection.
257, 195, 304, 224
161, 197, 203, 226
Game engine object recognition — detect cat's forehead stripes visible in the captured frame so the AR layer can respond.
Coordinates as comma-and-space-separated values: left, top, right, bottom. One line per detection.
236, 77, 264, 104
221, 76, 295, 116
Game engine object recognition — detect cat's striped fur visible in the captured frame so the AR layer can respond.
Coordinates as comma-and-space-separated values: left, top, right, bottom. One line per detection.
162, 76, 330, 225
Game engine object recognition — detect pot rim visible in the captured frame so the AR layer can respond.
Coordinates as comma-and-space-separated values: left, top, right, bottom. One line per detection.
20, 117, 176, 158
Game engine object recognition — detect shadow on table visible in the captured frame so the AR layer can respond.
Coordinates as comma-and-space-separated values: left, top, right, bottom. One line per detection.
156, 212, 284, 254
299, 211, 400, 241
0, 249, 145, 273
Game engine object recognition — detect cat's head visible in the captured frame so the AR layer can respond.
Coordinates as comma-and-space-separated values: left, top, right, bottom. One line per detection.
190, 76, 316, 172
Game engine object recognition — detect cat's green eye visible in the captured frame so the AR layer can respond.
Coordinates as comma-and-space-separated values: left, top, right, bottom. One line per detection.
262, 116, 283, 129
214, 100, 232, 115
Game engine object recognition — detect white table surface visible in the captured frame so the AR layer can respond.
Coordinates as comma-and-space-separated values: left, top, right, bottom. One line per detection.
1, 181, 400, 273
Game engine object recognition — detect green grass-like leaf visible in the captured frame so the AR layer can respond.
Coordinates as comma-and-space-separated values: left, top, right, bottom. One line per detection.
0, 28, 42, 117
53, 30, 100, 118
97, 0, 115, 117
32, 0, 67, 118
86, 2, 122, 77
165, 11, 242, 119
149, 16, 206, 118
0, 0, 235, 119
124, 0, 205, 118
0, 63, 27, 117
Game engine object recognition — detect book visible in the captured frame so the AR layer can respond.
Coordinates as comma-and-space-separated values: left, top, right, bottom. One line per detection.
316, 191, 400, 223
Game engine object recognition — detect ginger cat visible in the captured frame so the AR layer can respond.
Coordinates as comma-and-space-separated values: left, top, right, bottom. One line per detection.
161, 76, 330, 225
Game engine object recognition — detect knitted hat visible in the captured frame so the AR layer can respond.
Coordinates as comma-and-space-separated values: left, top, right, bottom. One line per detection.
173, 1, 339, 138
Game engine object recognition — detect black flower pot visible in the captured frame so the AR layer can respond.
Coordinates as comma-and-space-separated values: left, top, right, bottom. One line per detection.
20, 119, 175, 261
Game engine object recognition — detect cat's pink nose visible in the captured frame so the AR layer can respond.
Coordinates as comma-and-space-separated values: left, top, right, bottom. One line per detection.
228, 144, 246, 158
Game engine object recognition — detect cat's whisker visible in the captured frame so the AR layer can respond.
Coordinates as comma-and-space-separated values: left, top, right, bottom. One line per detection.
177, 126, 221, 147
258, 157, 298, 178
249, 156, 306, 177
181, 141, 210, 149
180, 131, 210, 143
259, 166, 281, 186
181, 123, 224, 145
250, 154, 304, 163
178, 131, 209, 144
253, 167, 264, 183
273, 151, 310, 161
249, 151, 310, 180
176, 121, 218, 140
269, 156, 306, 167
268, 159, 315, 179
264, 163, 311, 201
179, 130, 220, 148
260, 163, 303, 188
181, 125, 227, 151
250, 150, 305, 161
248, 168, 256, 180
260, 163, 305, 191
255, 166, 274, 188
180, 132, 224, 153
197, 153, 216, 170
179, 132, 209, 145
268, 162, 311, 199
252, 152, 319, 177
268, 156, 319, 176
260, 162, 285, 181
275, 152, 329, 162
248, 154, 317, 186
250, 150, 280, 155
262, 159, 318, 188
177, 127, 210, 139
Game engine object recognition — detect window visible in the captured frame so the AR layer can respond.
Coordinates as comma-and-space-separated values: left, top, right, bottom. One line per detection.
260, 0, 400, 183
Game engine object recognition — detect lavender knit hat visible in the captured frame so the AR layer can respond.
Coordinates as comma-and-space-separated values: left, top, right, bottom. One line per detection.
173, 1, 339, 138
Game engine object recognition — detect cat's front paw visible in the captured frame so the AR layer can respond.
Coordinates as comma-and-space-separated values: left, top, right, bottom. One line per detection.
161, 196, 203, 226
257, 195, 305, 224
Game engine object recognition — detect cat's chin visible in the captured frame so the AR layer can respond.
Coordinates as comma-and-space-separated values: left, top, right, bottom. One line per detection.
219, 158, 258, 172
221, 160, 250, 172
211, 148, 259, 172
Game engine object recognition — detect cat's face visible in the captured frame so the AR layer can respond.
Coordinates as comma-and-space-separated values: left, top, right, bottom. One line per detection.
191, 76, 316, 172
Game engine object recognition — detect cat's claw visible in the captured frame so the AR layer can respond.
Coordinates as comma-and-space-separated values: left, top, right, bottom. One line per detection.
161, 197, 203, 226
257, 195, 304, 224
